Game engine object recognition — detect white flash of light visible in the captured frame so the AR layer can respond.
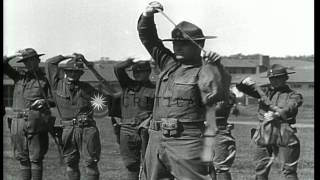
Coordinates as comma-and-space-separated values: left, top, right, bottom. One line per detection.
90, 94, 107, 111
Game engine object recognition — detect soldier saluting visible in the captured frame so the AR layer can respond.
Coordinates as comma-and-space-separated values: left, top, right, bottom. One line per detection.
3, 48, 56, 180
46, 53, 116, 180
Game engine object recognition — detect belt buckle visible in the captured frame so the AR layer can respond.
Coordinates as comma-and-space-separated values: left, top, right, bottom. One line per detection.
77, 117, 87, 127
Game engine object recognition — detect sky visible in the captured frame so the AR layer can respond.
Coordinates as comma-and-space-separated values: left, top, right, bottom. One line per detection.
3, 0, 314, 61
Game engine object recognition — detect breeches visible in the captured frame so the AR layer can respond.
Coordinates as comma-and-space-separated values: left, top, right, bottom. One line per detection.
119, 127, 149, 171
10, 118, 49, 163
61, 126, 101, 167
253, 136, 300, 178
213, 130, 236, 172
144, 129, 211, 180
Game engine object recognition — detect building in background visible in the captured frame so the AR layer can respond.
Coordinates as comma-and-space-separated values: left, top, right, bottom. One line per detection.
3, 56, 313, 107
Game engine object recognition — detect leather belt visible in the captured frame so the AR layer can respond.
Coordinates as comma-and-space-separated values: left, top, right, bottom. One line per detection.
149, 119, 204, 131
11, 109, 29, 119
61, 116, 95, 127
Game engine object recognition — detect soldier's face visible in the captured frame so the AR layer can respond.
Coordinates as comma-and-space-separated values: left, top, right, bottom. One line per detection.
173, 40, 203, 63
23, 57, 40, 71
64, 70, 84, 82
269, 75, 287, 88
133, 70, 150, 82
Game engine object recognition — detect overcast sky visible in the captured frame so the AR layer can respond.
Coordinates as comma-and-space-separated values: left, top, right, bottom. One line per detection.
4, 0, 314, 61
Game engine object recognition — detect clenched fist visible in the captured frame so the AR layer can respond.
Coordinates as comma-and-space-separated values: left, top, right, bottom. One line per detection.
143, 1, 164, 16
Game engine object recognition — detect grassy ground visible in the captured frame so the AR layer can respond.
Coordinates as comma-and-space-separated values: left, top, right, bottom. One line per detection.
3, 106, 314, 180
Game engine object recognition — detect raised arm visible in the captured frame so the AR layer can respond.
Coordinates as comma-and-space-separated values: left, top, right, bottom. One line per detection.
45, 55, 71, 89
113, 58, 136, 89
3, 54, 21, 81
71, 53, 118, 96
236, 77, 264, 99
137, 2, 176, 72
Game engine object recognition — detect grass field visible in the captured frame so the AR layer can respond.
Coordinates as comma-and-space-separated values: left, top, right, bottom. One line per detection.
3, 105, 314, 180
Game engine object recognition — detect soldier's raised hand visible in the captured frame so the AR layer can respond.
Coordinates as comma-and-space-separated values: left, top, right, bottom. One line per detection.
203, 51, 221, 64
242, 77, 256, 86
73, 53, 85, 61
73, 53, 92, 66
143, 1, 164, 16
3, 52, 23, 63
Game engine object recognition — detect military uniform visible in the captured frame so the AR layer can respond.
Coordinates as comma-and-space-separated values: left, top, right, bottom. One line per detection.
46, 55, 105, 180
114, 59, 155, 180
236, 64, 303, 180
210, 92, 237, 180
4, 49, 55, 180
138, 14, 231, 180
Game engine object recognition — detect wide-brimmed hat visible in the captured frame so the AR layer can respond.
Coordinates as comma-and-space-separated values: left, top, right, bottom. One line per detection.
62, 58, 86, 71
129, 61, 151, 72
162, 21, 217, 41
262, 64, 295, 78
16, 48, 45, 63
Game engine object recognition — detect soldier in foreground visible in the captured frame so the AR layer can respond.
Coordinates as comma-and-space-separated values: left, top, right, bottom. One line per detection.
138, 2, 231, 179
236, 64, 303, 180
3, 48, 56, 180
114, 58, 155, 180
46, 53, 116, 180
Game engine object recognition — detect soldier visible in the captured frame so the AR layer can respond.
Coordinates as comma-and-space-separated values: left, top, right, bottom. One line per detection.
3, 48, 56, 180
46, 53, 115, 180
236, 64, 303, 180
114, 58, 155, 180
210, 92, 237, 180
138, 2, 232, 179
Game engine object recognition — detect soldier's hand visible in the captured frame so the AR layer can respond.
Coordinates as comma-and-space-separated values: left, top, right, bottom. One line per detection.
3, 52, 23, 63
242, 77, 256, 86
31, 99, 46, 109
203, 51, 221, 64
264, 111, 279, 122
73, 53, 85, 61
143, 1, 164, 16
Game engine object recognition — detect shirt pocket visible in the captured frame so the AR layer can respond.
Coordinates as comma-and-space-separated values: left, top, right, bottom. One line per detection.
24, 81, 44, 101
275, 93, 289, 107
172, 79, 199, 107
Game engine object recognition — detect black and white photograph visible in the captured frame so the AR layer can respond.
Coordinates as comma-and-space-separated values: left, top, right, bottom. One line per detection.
3, 0, 314, 179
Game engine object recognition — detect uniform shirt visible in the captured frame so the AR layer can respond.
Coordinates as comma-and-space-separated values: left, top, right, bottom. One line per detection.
4, 60, 54, 110
236, 83, 303, 124
138, 15, 231, 123
114, 60, 155, 126
46, 55, 106, 120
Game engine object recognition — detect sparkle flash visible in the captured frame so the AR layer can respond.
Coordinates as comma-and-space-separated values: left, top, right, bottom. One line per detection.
90, 94, 107, 111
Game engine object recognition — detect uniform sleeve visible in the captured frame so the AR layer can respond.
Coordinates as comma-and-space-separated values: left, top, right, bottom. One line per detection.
137, 14, 176, 72
274, 92, 303, 121
113, 59, 136, 89
3, 60, 20, 81
235, 81, 261, 99
45, 55, 66, 90
198, 63, 224, 106
198, 63, 230, 136
43, 79, 56, 107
